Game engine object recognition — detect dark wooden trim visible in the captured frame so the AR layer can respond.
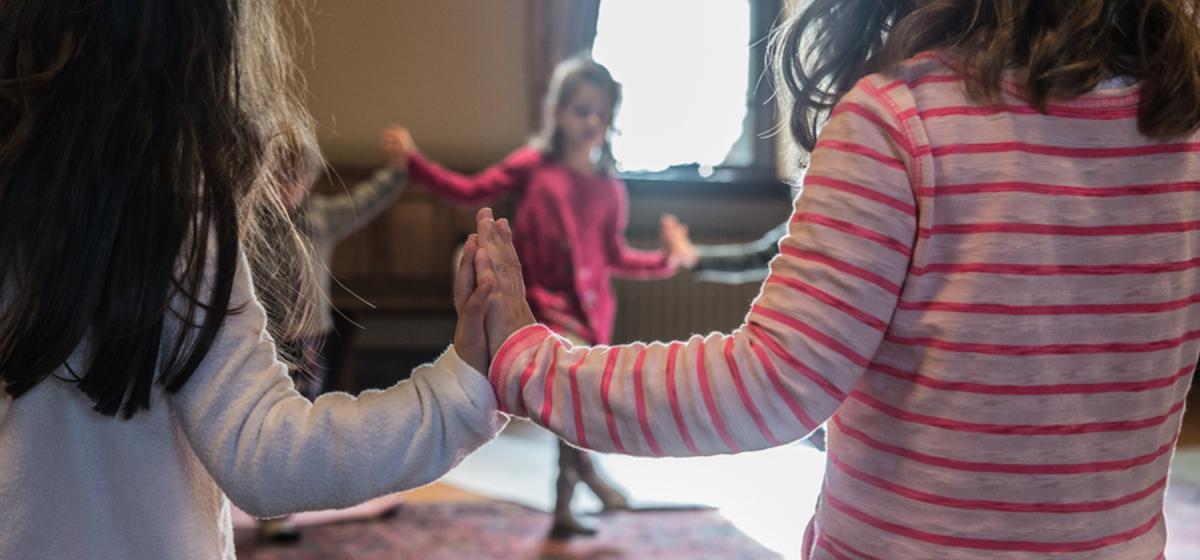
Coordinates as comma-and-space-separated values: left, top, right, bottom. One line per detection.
623, 173, 792, 200
749, 0, 784, 176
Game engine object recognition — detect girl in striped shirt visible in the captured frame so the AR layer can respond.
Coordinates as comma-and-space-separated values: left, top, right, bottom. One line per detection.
466, 1, 1200, 558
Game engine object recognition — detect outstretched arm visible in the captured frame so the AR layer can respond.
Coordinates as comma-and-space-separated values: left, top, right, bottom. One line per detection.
604, 185, 676, 279
307, 167, 407, 241
692, 221, 790, 284
395, 126, 535, 205
476, 78, 919, 457
169, 241, 504, 518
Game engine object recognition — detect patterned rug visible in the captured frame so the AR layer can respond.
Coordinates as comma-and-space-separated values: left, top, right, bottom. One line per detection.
235, 501, 780, 560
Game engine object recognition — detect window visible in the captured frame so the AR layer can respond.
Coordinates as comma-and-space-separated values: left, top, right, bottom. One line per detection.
592, 0, 780, 180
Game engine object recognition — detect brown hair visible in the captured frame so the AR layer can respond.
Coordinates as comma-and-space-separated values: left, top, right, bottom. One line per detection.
529, 55, 623, 174
773, 0, 1200, 151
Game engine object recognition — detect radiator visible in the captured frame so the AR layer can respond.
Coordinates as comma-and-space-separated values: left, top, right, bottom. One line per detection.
612, 271, 764, 344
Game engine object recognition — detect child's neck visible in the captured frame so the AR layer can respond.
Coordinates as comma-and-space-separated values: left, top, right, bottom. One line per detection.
562, 145, 599, 176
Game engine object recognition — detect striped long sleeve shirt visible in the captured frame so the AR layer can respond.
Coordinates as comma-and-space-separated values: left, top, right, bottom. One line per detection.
488, 52, 1198, 559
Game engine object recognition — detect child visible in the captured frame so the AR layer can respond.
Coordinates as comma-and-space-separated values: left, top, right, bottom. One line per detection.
389, 56, 684, 537
279, 127, 409, 400
255, 127, 411, 543
0, 3, 503, 558
473, 1, 1200, 558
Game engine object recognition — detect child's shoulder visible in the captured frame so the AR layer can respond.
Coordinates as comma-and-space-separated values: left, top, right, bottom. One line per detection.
845, 50, 962, 116
504, 146, 549, 169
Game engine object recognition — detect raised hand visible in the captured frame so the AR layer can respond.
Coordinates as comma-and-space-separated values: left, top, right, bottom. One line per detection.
380, 126, 417, 172
473, 208, 537, 358
660, 214, 699, 269
452, 234, 493, 373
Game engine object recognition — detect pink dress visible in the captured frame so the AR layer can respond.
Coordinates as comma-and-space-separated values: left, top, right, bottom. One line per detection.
409, 148, 675, 344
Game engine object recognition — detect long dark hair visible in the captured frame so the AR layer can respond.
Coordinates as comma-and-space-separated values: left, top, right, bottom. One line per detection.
0, 1, 317, 418
773, 0, 1200, 151
530, 55, 622, 174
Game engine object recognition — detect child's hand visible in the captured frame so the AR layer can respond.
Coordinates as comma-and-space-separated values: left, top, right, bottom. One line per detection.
381, 126, 417, 172
474, 208, 538, 359
453, 234, 493, 374
660, 214, 699, 269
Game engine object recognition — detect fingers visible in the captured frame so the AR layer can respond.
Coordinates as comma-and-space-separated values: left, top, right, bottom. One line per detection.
454, 242, 493, 373
475, 207, 495, 244
453, 234, 478, 311
461, 259, 492, 317
474, 245, 497, 296
474, 209, 530, 309
490, 218, 526, 296
460, 279, 491, 334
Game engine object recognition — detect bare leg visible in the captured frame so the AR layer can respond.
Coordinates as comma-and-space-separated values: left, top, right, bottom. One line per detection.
574, 447, 629, 511
550, 440, 597, 538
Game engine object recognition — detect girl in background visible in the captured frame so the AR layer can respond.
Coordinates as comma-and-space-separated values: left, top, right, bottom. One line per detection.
474, 0, 1200, 557
389, 56, 684, 537
279, 127, 409, 401
255, 127, 412, 543
0, 2, 503, 558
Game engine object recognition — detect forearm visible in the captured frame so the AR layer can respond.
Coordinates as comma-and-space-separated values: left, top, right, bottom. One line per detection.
314, 166, 408, 240
177, 344, 504, 518
691, 223, 787, 279
408, 152, 517, 205
610, 246, 677, 279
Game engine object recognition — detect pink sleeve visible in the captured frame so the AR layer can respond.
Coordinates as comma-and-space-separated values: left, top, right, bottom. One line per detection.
408, 148, 539, 205
488, 77, 921, 456
604, 183, 676, 279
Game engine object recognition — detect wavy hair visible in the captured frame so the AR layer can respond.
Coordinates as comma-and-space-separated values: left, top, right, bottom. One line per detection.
773, 0, 1200, 151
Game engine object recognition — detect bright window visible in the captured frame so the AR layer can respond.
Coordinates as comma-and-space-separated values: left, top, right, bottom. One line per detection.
593, 0, 754, 174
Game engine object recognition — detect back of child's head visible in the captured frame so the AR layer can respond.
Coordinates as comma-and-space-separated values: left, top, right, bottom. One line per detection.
531, 55, 623, 174
273, 125, 327, 209
0, 0, 316, 418
773, 0, 1200, 150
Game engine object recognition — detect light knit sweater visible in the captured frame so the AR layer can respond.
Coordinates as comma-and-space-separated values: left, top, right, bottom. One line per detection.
0, 249, 506, 559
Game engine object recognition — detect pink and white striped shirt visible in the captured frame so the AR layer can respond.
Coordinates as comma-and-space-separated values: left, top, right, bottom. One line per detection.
489, 52, 1197, 559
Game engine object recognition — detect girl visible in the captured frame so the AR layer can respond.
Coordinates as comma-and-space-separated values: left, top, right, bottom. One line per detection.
256, 127, 412, 543
278, 126, 409, 401
0, 2, 502, 558
473, 1, 1200, 558
390, 56, 683, 537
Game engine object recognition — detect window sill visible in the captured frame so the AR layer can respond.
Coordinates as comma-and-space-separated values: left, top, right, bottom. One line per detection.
620, 166, 791, 198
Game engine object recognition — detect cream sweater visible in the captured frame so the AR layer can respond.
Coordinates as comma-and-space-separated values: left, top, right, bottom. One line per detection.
0, 250, 506, 559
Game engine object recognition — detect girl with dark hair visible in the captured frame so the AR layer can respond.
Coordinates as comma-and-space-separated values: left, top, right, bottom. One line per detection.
475, 1, 1200, 558
0, 2, 503, 557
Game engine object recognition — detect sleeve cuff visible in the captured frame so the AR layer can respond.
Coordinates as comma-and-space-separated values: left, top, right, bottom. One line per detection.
486, 324, 555, 414
430, 345, 499, 414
